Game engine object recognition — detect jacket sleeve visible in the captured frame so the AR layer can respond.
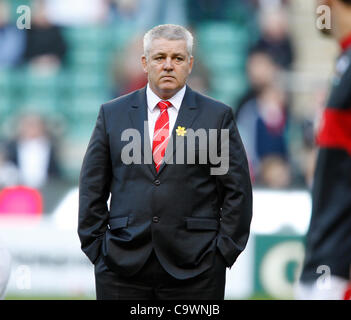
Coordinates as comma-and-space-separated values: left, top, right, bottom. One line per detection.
215, 108, 253, 268
78, 105, 112, 264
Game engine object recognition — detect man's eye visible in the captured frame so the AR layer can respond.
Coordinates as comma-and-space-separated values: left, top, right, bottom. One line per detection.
155, 57, 163, 61
176, 57, 184, 61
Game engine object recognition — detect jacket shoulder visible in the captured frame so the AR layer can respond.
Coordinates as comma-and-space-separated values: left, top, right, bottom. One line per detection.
101, 90, 141, 113
193, 90, 233, 116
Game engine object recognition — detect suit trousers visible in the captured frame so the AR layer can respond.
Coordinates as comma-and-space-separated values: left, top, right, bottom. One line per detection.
94, 249, 227, 300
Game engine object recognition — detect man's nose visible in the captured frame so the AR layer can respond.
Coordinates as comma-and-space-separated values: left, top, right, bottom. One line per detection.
163, 57, 173, 70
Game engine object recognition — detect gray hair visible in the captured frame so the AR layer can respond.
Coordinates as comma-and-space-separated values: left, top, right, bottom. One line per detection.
143, 24, 194, 60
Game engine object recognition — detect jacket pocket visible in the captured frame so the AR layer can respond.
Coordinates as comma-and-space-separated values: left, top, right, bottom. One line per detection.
108, 216, 128, 230
186, 217, 219, 231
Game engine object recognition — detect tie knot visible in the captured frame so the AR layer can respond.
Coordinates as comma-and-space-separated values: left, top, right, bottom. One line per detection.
157, 100, 172, 111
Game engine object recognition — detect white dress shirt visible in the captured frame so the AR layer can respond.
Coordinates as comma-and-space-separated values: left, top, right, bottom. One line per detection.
17, 137, 50, 188
146, 84, 186, 148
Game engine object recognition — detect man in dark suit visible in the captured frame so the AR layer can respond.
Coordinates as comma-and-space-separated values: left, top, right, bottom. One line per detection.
78, 24, 252, 300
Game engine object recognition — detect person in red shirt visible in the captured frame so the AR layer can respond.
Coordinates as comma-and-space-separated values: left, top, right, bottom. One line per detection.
296, 0, 351, 300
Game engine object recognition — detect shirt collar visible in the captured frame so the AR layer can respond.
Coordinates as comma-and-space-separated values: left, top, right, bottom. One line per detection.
146, 84, 186, 112
340, 32, 351, 52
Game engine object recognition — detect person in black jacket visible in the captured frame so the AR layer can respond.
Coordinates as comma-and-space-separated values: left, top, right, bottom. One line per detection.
23, 0, 66, 69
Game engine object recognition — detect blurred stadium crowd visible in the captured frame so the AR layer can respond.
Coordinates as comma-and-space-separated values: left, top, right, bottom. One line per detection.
0, 0, 324, 215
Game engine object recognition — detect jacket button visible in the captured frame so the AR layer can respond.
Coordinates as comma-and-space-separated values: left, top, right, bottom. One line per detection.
152, 216, 160, 223
154, 179, 161, 186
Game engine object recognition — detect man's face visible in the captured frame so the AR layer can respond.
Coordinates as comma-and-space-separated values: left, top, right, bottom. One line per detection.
141, 38, 194, 99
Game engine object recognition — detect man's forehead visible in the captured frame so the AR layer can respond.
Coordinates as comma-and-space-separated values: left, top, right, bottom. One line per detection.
150, 38, 187, 50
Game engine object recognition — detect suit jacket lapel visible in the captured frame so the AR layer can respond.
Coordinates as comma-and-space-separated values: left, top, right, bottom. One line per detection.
158, 86, 199, 175
128, 87, 157, 177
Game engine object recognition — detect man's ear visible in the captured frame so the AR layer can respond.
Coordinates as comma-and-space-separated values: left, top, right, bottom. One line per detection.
188, 56, 194, 75
141, 55, 148, 73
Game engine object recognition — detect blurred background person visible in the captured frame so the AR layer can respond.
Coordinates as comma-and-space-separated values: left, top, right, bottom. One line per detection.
255, 85, 289, 163
296, 0, 351, 300
252, 6, 295, 70
23, 0, 67, 73
235, 49, 286, 183
254, 5, 295, 70
4, 113, 68, 214
258, 154, 291, 189
111, 34, 148, 97
236, 83, 290, 184
235, 49, 279, 116
186, 56, 210, 95
0, 0, 26, 69
6, 113, 62, 190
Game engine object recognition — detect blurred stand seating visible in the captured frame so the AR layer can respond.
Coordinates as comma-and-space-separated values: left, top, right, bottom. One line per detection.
1, 0, 256, 182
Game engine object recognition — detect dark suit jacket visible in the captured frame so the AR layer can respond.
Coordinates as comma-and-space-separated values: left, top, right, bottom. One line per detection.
78, 85, 252, 280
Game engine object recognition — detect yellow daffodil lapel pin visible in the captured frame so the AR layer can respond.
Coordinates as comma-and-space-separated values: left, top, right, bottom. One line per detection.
176, 126, 187, 136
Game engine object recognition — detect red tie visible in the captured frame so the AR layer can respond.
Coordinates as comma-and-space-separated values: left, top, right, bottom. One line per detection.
152, 100, 172, 172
